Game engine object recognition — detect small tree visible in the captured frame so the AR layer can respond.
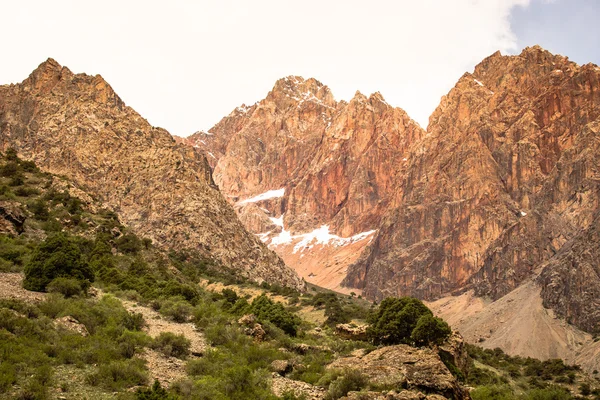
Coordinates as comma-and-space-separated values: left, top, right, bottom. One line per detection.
23, 233, 94, 292
410, 313, 451, 346
367, 296, 451, 346
250, 294, 300, 336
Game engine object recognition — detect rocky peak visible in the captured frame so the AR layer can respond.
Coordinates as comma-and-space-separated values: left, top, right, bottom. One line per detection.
178, 76, 424, 292
22, 58, 71, 94
267, 76, 336, 110
345, 47, 600, 338
0, 59, 304, 291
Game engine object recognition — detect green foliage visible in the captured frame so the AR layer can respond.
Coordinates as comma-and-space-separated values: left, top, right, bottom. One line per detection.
367, 297, 442, 346
322, 369, 368, 400
410, 313, 451, 346
524, 387, 573, 400
471, 385, 514, 400
115, 233, 142, 254
136, 379, 179, 400
159, 298, 194, 322
28, 198, 50, 221
249, 294, 300, 336
151, 332, 191, 359
23, 233, 94, 292
47, 277, 86, 297
86, 358, 148, 390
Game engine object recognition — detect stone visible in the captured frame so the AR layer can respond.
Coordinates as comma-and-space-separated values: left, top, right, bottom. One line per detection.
328, 344, 470, 400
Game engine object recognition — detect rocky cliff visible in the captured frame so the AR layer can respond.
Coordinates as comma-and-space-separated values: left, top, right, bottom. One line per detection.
179, 46, 600, 337
180, 76, 423, 291
343, 46, 600, 336
0, 59, 304, 290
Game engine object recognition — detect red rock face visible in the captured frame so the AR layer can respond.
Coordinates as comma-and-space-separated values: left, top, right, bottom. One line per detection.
179, 46, 600, 334
344, 47, 600, 334
0, 59, 304, 291
183, 76, 424, 290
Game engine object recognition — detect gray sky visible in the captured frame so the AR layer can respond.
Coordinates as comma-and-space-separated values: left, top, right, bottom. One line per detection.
1, 0, 597, 136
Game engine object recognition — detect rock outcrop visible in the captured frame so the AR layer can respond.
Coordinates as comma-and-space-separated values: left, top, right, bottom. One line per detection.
328, 344, 470, 400
0, 59, 304, 290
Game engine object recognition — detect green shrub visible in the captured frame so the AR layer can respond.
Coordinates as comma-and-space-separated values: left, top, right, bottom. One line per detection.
47, 277, 86, 297
118, 330, 151, 358
23, 233, 93, 292
27, 199, 49, 221
151, 332, 191, 359
323, 369, 368, 400
0, 362, 16, 393
86, 358, 147, 390
471, 385, 514, 400
115, 234, 142, 254
136, 379, 179, 400
410, 313, 451, 346
249, 294, 300, 336
367, 297, 440, 345
524, 387, 573, 400
159, 298, 194, 323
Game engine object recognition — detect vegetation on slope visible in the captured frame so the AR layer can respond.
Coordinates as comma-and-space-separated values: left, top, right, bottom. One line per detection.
0, 150, 598, 399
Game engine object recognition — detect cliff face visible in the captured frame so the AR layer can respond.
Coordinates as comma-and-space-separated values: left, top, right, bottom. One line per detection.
0, 59, 304, 290
181, 76, 423, 291
344, 46, 600, 334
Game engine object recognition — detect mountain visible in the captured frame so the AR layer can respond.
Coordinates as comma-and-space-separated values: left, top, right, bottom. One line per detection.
345, 46, 600, 334
0, 58, 304, 290
179, 76, 424, 292
178, 46, 600, 370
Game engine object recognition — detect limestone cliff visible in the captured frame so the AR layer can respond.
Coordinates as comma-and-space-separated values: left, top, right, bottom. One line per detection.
0, 59, 304, 290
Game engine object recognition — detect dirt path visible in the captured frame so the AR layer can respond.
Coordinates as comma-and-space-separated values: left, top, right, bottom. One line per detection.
0, 272, 46, 303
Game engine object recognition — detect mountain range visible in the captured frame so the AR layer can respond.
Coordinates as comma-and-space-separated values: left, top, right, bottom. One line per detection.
2, 46, 599, 372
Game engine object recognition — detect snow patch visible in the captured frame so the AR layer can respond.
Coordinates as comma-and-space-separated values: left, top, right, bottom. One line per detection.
270, 216, 284, 228
291, 226, 376, 253
474, 79, 484, 87
520, 211, 527, 217
238, 189, 285, 204
208, 152, 216, 159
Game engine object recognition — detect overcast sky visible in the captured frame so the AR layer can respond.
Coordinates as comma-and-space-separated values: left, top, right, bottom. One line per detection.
1, 0, 598, 136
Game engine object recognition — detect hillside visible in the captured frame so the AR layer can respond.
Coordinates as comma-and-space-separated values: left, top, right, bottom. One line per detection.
0, 59, 303, 290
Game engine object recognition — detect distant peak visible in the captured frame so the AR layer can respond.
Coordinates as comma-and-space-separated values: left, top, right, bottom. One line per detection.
269, 75, 335, 108
30, 57, 64, 78
24, 57, 72, 92
352, 90, 366, 100
369, 91, 388, 104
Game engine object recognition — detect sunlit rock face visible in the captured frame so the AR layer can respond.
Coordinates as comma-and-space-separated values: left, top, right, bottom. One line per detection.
0, 58, 304, 291
181, 46, 600, 336
345, 46, 600, 334
180, 76, 423, 292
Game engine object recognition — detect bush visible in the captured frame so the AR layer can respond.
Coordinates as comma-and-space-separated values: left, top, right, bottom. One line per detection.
136, 379, 179, 400
471, 385, 514, 400
47, 277, 85, 298
323, 369, 368, 400
115, 234, 142, 254
367, 297, 443, 346
249, 294, 300, 336
159, 298, 194, 323
118, 330, 151, 358
86, 358, 147, 390
23, 233, 94, 292
151, 332, 191, 359
410, 313, 451, 346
